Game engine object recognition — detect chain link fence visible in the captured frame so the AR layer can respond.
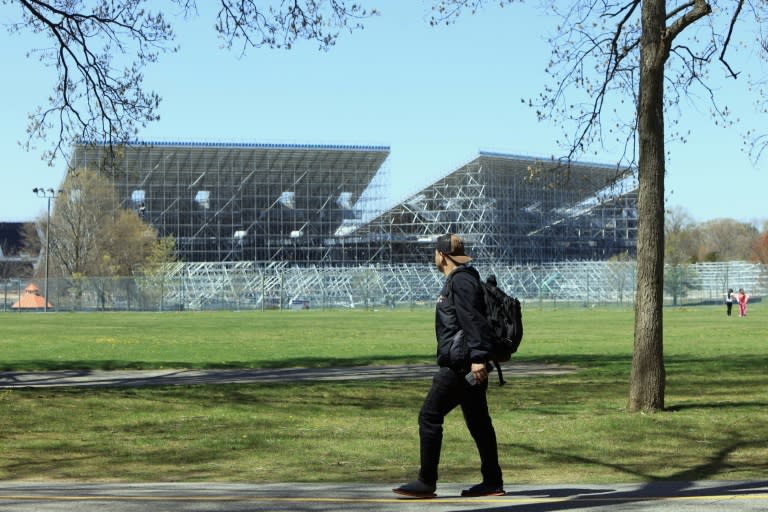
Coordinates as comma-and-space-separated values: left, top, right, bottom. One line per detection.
3, 261, 766, 312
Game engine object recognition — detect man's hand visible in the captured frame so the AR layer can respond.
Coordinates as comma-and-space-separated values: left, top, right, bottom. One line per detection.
471, 362, 488, 384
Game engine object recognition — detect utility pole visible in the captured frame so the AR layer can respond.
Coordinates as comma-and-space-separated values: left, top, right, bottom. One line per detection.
33, 187, 62, 312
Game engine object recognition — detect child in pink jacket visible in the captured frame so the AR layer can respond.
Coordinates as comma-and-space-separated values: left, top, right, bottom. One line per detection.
736, 288, 750, 317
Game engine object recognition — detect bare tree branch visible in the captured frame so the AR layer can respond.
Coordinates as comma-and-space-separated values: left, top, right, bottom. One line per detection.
214, 0, 377, 56
718, 0, 745, 79
664, 0, 712, 47
521, 0, 768, 171
429, 0, 520, 26
11, 0, 188, 165
8, 1, 377, 164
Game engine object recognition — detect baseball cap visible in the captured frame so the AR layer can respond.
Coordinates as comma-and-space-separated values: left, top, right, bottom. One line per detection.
436, 233, 472, 264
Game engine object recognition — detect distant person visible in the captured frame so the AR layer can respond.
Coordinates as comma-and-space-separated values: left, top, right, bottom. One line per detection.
393, 234, 504, 499
736, 288, 750, 317
486, 274, 498, 287
725, 288, 734, 317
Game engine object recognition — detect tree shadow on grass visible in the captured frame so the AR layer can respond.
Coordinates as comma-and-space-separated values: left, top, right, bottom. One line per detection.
668, 401, 768, 411
0, 353, 435, 372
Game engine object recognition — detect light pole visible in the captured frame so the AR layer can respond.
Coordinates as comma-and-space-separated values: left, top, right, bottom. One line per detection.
33, 187, 62, 312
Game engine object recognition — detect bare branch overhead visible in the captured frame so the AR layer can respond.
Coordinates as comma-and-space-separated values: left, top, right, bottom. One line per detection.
8, 0, 376, 165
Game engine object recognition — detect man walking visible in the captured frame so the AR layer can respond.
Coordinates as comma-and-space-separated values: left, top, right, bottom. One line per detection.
393, 233, 504, 498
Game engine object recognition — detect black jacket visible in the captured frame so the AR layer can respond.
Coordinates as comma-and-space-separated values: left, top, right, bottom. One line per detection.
434, 265, 494, 368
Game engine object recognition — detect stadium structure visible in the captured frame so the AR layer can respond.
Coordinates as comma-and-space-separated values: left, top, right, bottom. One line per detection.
68, 141, 391, 264
68, 142, 638, 266
362, 151, 638, 264
11, 141, 768, 312
40, 140, 649, 310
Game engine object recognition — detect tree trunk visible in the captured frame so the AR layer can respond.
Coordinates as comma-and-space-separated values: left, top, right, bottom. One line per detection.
629, 0, 667, 412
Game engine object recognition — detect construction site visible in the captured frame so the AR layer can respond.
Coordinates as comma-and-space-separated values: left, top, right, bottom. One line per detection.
68, 142, 638, 266
7, 140, 763, 311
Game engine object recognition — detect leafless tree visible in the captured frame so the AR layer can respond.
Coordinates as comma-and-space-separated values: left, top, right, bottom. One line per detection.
11, 0, 767, 411
432, 0, 767, 412
45, 168, 120, 277
697, 218, 758, 261
665, 207, 758, 262
753, 229, 768, 264
40, 167, 171, 279
7, 1, 375, 165
664, 206, 700, 265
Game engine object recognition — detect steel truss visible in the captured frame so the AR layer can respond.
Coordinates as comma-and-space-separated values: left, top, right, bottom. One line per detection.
68, 143, 638, 267
69, 141, 389, 264
156, 261, 765, 310
14, 261, 764, 311
361, 151, 638, 265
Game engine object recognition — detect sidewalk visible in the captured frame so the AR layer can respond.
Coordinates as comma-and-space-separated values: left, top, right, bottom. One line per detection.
1, 481, 767, 511
0, 362, 577, 388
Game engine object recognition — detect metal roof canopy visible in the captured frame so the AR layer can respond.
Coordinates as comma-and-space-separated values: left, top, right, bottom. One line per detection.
364, 152, 635, 226
73, 141, 390, 173
475, 151, 633, 190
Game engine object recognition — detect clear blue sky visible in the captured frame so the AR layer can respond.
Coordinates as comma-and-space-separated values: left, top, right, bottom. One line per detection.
1, 2, 766, 225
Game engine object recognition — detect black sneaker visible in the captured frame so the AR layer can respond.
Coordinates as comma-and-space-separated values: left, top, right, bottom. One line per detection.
461, 482, 506, 497
392, 480, 437, 498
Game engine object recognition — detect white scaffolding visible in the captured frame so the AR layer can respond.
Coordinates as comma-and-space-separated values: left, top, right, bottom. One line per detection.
359, 152, 638, 265
68, 143, 638, 267
69, 141, 390, 264
151, 260, 766, 311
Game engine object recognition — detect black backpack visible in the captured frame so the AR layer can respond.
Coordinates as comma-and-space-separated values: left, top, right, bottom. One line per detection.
481, 280, 523, 386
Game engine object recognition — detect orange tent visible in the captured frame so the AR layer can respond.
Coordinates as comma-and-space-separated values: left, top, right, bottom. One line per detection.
11, 283, 53, 310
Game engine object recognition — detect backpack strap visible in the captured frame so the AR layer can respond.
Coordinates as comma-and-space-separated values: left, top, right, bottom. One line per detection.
494, 360, 506, 386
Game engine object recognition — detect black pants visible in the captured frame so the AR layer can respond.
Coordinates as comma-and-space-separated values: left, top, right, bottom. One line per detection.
417, 366, 503, 486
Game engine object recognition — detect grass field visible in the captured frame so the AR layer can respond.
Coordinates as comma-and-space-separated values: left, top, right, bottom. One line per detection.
0, 304, 766, 484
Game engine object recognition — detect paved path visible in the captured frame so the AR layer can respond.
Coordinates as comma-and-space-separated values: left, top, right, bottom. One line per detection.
0, 362, 576, 388
1, 481, 767, 511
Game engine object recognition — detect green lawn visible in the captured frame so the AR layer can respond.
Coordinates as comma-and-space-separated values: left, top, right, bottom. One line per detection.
0, 305, 766, 484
